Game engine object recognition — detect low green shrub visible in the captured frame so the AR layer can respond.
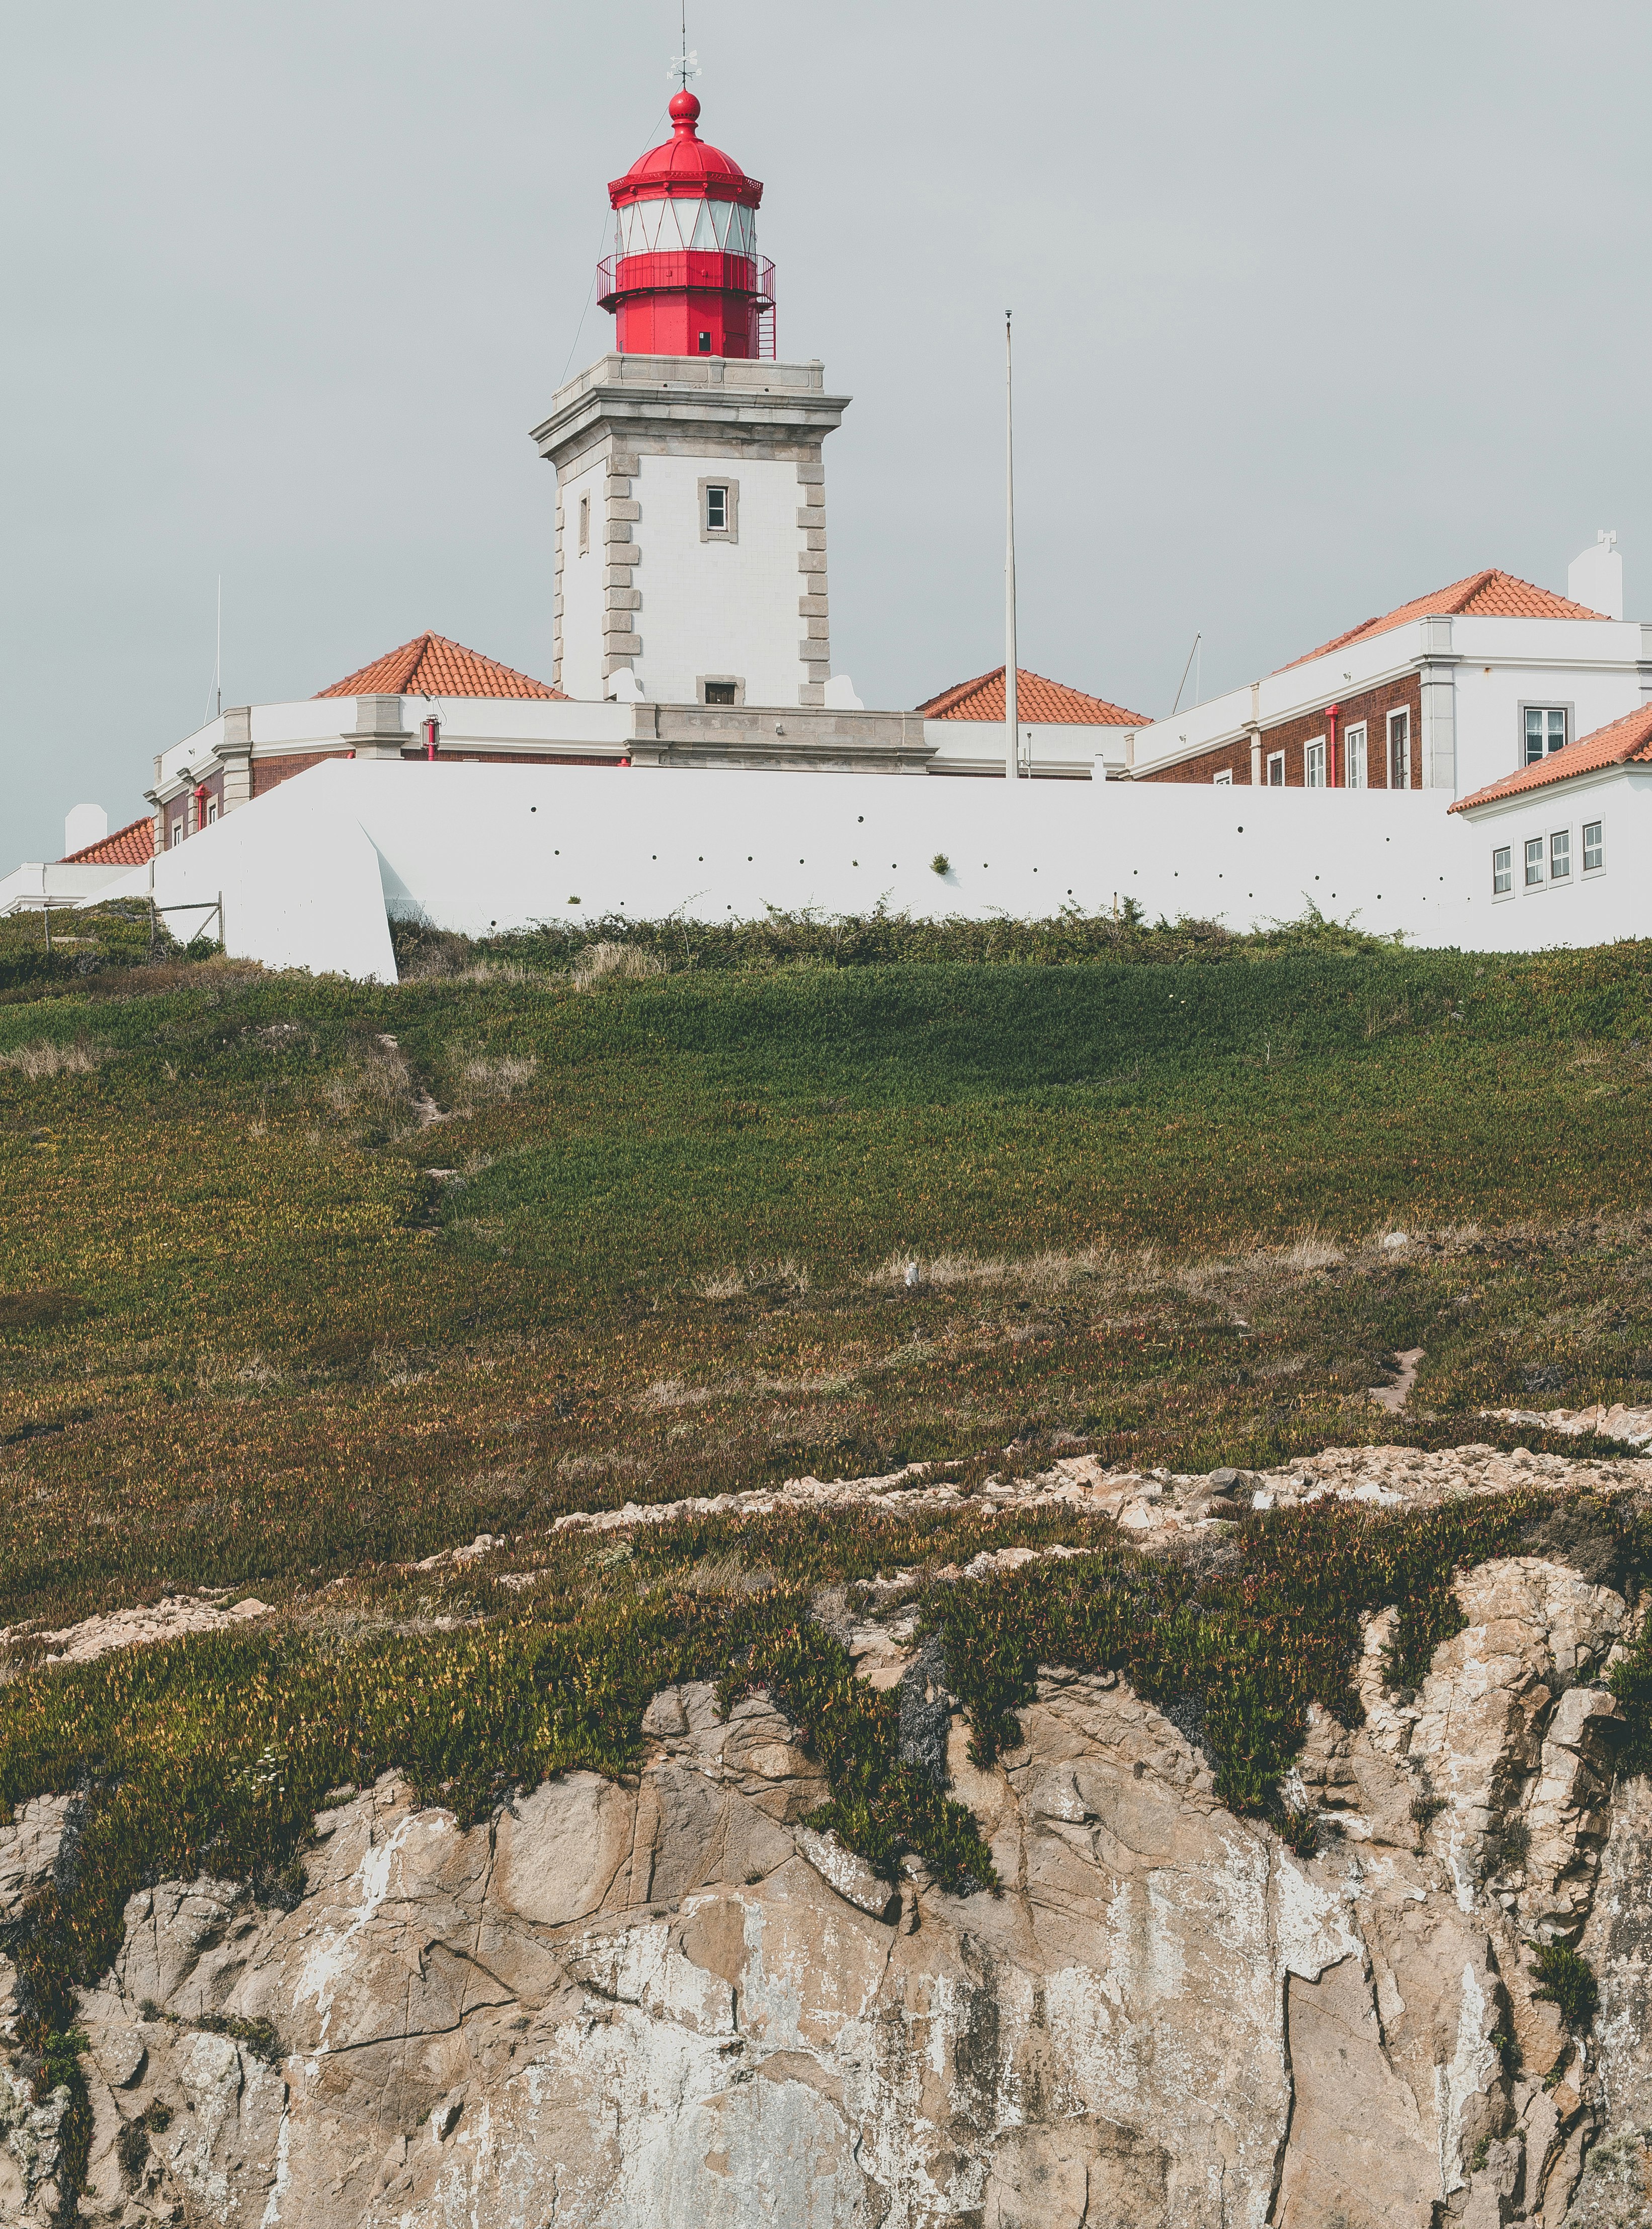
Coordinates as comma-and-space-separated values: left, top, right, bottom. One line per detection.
1529, 1941, 1599, 2030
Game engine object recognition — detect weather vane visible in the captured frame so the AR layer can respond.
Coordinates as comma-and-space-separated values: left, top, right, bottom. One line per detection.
669, 3, 700, 91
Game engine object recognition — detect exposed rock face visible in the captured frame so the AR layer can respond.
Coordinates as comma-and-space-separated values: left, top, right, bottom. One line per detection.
4, 1555, 1652, 2225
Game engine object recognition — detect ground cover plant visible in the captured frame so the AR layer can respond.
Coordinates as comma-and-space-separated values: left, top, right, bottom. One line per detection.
7, 912, 1652, 2196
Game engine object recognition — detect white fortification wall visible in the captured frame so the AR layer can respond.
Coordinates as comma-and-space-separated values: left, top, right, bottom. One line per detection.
91, 761, 1641, 981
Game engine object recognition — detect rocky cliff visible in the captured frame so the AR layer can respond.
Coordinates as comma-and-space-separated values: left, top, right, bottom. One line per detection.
6, 1496, 1652, 2225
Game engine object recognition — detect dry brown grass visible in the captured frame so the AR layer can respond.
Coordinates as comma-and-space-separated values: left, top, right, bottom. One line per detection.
694, 1259, 811, 1301
571, 942, 668, 986
460, 1054, 538, 1103
0, 1039, 108, 1078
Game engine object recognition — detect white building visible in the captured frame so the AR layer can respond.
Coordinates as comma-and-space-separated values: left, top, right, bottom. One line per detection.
1128, 562, 1651, 800
1449, 698, 1652, 944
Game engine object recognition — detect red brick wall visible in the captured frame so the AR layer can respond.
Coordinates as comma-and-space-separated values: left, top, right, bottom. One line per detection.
1139, 673, 1423, 788
252, 749, 623, 796
162, 769, 225, 848
252, 750, 350, 797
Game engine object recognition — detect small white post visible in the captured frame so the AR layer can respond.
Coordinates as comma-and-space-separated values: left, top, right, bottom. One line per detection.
1005, 309, 1019, 782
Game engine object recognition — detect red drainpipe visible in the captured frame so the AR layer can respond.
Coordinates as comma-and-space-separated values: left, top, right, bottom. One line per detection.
193, 781, 208, 831
423, 715, 440, 761
1325, 703, 1340, 788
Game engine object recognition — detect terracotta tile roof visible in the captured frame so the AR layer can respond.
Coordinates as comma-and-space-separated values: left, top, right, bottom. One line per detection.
1450, 702, 1652, 814
1280, 570, 1611, 672
61, 816, 153, 867
315, 632, 564, 701
917, 665, 1151, 726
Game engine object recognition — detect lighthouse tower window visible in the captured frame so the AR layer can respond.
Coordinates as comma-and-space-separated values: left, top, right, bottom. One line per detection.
700, 478, 738, 543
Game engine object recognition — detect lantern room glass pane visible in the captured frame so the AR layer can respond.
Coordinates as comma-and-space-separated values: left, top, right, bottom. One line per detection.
617, 196, 756, 262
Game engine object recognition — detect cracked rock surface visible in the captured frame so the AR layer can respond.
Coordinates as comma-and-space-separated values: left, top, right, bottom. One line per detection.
6, 1551, 1652, 2222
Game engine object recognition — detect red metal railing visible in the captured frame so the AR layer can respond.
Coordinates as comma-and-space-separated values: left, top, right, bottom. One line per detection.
598, 252, 774, 310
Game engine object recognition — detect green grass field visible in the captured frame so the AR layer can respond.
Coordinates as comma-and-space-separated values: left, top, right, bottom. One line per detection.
5, 907, 1652, 2141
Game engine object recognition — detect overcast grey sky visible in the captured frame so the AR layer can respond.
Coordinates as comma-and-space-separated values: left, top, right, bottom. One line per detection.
3, 1, 1648, 857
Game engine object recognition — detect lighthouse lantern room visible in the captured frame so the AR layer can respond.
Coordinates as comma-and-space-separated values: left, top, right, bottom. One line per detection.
598, 91, 775, 360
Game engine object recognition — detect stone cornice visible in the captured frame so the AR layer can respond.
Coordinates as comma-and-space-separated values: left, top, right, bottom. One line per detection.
533, 353, 849, 472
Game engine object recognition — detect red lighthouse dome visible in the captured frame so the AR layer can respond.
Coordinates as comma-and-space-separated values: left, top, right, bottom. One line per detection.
598, 92, 775, 360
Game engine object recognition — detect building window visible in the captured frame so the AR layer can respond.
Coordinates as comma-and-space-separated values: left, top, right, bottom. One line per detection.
1304, 738, 1326, 788
170, 818, 184, 849
578, 492, 590, 553
1550, 828, 1571, 880
1524, 706, 1567, 764
1493, 846, 1513, 895
699, 477, 738, 542
1524, 836, 1545, 888
698, 675, 744, 706
1213, 769, 1232, 787
206, 798, 218, 824
1266, 751, 1284, 786
1584, 819, 1603, 871
698, 331, 712, 354
704, 682, 736, 706
1388, 707, 1410, 789
1344, 723, 1367, 789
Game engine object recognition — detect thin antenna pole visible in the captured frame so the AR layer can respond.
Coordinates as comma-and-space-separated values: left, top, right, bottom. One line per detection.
1005, 311, 1019, 782
215, 576, 222, 718
1171, 630, 1202, 716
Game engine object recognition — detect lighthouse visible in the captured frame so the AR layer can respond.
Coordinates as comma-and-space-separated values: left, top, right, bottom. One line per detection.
532, 89, 855, 719
599, 89, 773, 361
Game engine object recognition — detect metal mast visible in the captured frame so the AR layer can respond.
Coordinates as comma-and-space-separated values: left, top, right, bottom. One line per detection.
1005, 310, 1019, 780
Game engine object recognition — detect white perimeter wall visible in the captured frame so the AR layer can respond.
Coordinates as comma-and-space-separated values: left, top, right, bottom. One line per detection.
96, 762, 1652, 981
635, 453, 803, 707
97, 772, 396, 979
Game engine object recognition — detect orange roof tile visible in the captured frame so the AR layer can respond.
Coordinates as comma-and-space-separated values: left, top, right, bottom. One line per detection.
61, 816, 153, 867
315, 632, 563, 701
1450, 702, 1652, 814
917, 665, 1151, 726
1280, 570, 1610, 672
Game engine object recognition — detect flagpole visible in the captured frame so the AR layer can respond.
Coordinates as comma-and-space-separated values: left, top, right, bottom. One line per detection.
1005, 310, 1019, 781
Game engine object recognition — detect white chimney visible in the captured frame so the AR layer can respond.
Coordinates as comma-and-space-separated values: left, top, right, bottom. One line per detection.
1568, 531, 1623, 620
63, 802, 107, 857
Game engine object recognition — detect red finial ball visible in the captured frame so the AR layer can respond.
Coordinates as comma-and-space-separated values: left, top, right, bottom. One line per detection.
669, 88, 700, 132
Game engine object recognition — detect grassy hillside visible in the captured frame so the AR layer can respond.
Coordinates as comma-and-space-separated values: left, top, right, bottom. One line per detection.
6, 912, 1652, 2152
1, 923, 1651, 1626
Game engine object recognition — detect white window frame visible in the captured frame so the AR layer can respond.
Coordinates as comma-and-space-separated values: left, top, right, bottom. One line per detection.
1266, 750, 1284, 787
1583, 819, 1604, 875
1304, 737, 1327, 789
1492, 845, 1513, 898
1343, 723, 1367, 790
1524, 835, 1545, 890
1549, 827, 1571, 883
170, 817, 184, 849
206, 797, 218, 824
1387, 706, 1411, 789
699, 477, 739, 542
1521, 703, 1571, 767
1213, 769, 1233, 787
